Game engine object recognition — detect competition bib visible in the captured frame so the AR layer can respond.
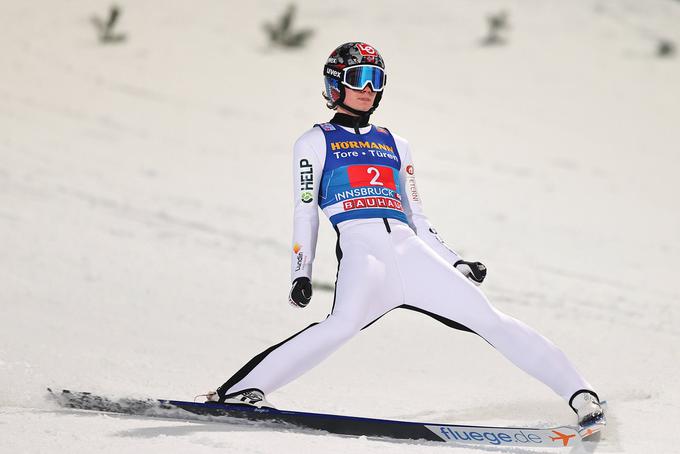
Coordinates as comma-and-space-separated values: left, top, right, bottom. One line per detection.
316, 123, 406, 225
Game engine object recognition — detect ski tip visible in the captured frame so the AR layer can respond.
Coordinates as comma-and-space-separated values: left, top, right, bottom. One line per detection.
46, 388, 73, 398
580, 426, 605, 443
45, 387, 62, 406
580, 423, 605, 436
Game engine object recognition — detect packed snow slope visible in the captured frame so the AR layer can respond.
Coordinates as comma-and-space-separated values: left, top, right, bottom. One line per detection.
1, 0, 679, 452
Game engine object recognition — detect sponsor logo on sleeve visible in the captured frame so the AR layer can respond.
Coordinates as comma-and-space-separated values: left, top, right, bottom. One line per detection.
293, 243, 304, 271
407, 176, 419, 202
299, 159, 314, 203
319, 123, 336, 131
406, 164, 414, 175
428, 226, 450, 248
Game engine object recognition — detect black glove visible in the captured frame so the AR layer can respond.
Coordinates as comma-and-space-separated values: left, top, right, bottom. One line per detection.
454, 260, 487, 286
289, 277, 312, 308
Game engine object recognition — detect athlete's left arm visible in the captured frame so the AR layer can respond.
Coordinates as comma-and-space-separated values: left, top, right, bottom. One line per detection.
395, 135, 487, 285
395, 134, 462, 264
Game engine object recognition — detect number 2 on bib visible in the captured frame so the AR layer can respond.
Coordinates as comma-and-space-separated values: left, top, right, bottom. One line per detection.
347, 165, 397, 190
367, 167, 383, 186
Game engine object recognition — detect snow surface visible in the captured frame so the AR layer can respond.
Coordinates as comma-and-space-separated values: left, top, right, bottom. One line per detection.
1, 0, 679, 452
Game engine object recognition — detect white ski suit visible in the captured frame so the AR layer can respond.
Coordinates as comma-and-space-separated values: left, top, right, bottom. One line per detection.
218, 121, 593, 403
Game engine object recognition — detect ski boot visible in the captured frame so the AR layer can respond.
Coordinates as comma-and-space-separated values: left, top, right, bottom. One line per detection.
570, 390, 606, 438
202, 388, 275, 409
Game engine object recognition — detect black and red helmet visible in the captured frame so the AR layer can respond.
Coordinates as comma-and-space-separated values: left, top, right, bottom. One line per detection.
322, 42, 387, 116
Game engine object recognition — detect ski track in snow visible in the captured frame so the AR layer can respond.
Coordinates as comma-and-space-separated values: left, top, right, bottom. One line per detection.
2, 0, 680, 452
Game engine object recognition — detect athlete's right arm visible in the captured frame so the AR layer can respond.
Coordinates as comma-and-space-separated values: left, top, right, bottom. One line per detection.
290, 128, 325, 295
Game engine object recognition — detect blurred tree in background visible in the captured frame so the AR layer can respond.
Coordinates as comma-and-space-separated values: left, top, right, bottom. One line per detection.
263, 3, 313, 49
657, 39, 675, 58
91, 4, 127, 44
481, 10, 509, 46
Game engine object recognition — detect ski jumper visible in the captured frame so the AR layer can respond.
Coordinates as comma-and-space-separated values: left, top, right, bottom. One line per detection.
217, 121, 593, 402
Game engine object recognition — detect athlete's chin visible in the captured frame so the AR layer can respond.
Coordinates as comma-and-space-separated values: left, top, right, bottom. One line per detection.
349, 102, 373, 111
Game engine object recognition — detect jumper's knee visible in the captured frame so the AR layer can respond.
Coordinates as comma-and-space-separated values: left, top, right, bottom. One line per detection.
322, 313, 362, 344
463, 301, 507, 335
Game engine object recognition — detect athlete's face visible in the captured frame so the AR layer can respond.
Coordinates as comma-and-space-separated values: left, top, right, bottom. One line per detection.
342, 85, 377, 113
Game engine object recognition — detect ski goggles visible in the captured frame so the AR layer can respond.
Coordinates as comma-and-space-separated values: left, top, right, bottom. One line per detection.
326, 65, 387, 92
